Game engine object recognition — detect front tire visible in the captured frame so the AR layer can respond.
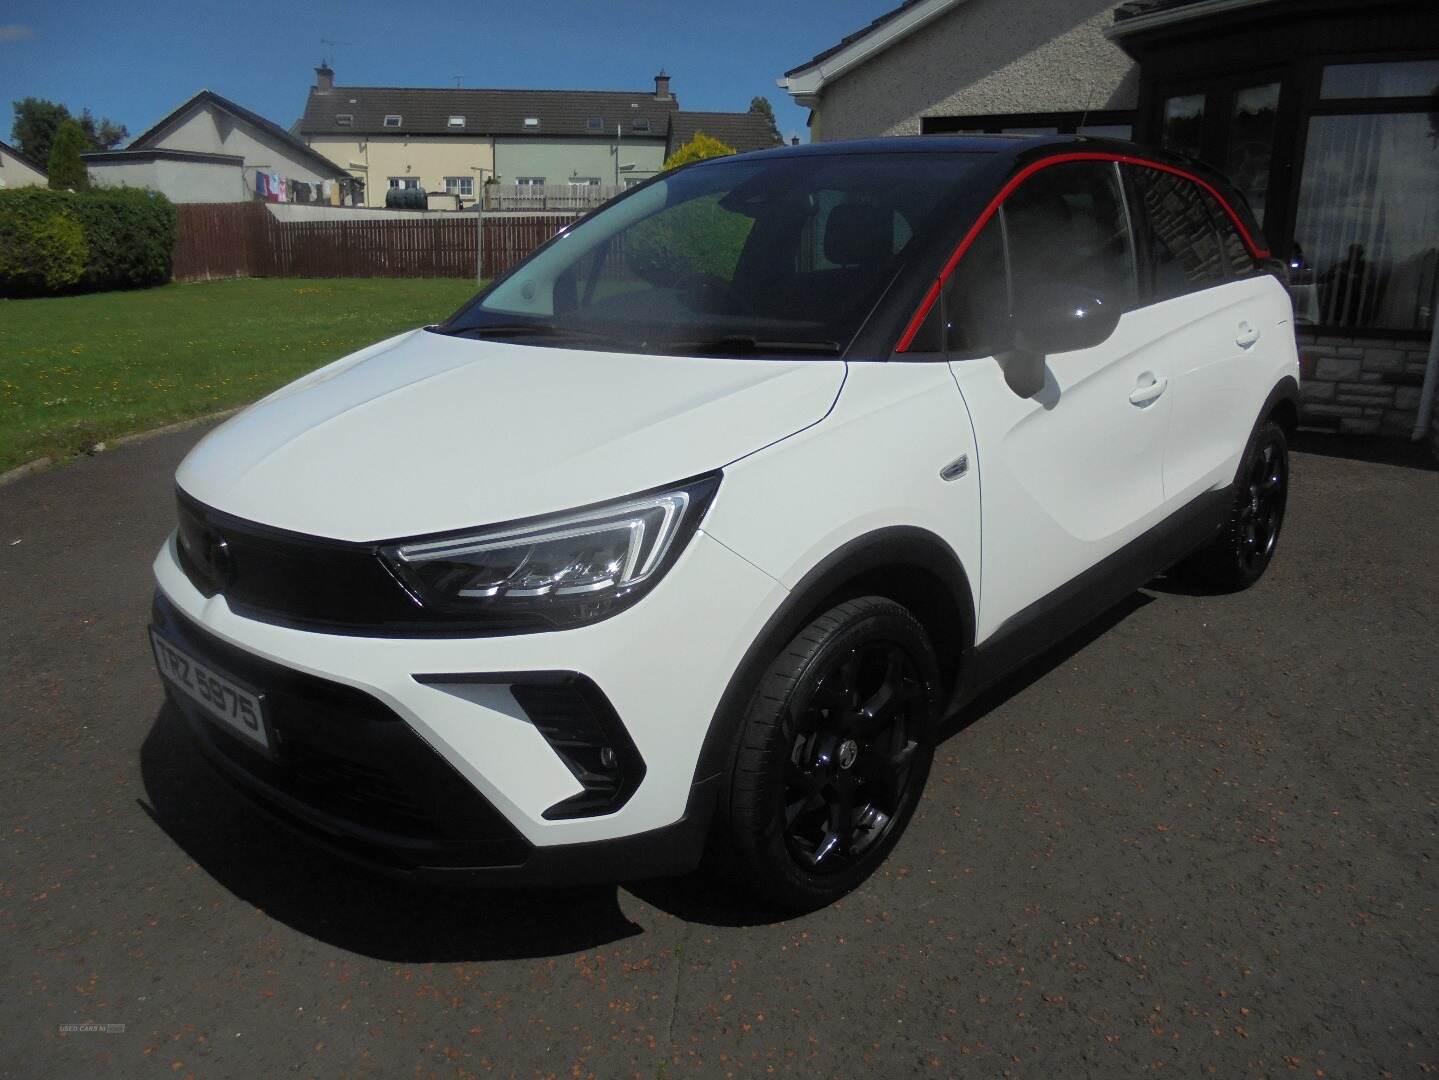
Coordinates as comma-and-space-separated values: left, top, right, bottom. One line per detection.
1175, 419, 1289, 592
714, 597, 941, 912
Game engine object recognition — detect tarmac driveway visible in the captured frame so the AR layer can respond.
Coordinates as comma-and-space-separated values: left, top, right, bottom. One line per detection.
1, 425, 1435, 1078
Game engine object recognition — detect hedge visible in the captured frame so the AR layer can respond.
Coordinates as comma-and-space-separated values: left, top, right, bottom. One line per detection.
0, 187, 177, 297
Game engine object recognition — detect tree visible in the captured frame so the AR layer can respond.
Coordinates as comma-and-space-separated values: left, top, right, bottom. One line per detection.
47, 120, 90, 190
11, 97, 69, 164
77, 109, 128, 151
663, 131, 736, 171
749, 96, 781, 145
12, 98, 128, 164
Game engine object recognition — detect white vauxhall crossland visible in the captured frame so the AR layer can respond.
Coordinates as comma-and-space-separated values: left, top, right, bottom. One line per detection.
151, 136, 1300, 911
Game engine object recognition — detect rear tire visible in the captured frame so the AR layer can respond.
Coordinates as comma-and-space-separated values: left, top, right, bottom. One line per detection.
1174, 419, 1289, 592
712, 597, 940, 912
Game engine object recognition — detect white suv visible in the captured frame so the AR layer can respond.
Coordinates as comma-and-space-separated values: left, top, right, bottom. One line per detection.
150, 137, 1300, 911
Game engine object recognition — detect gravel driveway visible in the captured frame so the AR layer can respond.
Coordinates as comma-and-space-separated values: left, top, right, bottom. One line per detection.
1, 426, 1435, 1078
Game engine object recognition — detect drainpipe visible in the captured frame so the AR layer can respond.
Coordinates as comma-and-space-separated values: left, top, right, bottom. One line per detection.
1413, 281, 1439, 441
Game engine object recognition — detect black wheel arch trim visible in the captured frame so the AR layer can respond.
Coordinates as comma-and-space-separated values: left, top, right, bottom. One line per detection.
682, 525, 976, 829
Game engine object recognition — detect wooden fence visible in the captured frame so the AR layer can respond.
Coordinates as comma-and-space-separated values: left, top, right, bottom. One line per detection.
481, 183, 623, 212
171, 203, 577, 282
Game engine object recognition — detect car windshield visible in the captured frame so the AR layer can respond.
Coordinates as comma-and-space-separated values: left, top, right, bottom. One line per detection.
437, 152, 987, 357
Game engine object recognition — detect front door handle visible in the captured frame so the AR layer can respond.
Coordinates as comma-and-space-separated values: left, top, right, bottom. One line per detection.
1129, 374, 1168, 407
1236, 320, 1261, 348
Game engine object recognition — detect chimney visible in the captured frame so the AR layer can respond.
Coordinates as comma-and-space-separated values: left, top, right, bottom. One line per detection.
653, 70, 671, 101
315, 63, 334, 92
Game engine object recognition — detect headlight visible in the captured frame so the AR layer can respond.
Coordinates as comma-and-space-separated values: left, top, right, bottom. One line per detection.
381, 473, 720, 630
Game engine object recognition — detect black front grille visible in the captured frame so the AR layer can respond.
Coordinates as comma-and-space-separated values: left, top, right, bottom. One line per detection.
174, 489, 558, 637
152, 592, 531, 870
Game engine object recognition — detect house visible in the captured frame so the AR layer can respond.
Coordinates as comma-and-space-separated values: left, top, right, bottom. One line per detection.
780, 0, 1439, 440
90, 89, 355, 205
298, 67, 781, 208
0, 138, 47, 189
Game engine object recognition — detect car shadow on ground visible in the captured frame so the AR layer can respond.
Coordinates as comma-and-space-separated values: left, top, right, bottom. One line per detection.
139, 703, 646, 962
139, 592, 1156, 955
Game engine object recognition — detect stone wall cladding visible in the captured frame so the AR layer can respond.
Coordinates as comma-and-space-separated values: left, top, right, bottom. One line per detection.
1296, 330, 1431, 437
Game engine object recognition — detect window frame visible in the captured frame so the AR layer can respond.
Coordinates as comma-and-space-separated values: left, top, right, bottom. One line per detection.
382, 114, 402, 129
444, 175, 475, 196
631, 117, 651, 133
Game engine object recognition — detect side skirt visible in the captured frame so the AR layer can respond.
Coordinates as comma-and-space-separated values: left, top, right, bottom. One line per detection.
948, 485, 1232, 713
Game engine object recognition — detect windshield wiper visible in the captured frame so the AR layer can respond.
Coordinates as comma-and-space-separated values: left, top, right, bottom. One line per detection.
436, 324, 621, 346
668, 335, 843, 356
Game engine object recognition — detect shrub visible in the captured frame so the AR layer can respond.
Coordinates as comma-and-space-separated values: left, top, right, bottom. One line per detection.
0, 187, 176, 297
662, 132, 736, 172
47, 119, 90, 191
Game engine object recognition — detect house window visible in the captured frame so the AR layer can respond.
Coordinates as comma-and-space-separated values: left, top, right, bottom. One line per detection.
1159, 94, 1206, 158
335, 113, 354, 126
1292, 111, 1439, 332
383, 115, 402, 128
523, 117, 540, 128
444, 176, 474, 196
568, 176, 600, 188
515, 176, 546, 186
586, 117, 604, 132
632, 117, 651, 132
623, 176, 645, 188
388, 177, 419, 189
1319, 58, 1439, 99
921, 110, 1134, 141
447, 116, 465, 128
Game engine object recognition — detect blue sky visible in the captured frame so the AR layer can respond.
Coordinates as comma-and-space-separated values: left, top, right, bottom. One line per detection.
0, 0, 885, 148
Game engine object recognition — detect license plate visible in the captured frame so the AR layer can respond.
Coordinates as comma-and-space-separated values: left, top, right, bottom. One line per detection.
150, 629, 270, 753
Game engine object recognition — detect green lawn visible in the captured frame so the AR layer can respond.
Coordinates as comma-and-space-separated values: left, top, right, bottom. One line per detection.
0, 277, 483, 473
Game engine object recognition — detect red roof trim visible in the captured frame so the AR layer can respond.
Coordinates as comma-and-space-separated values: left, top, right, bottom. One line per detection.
894, 151, 1271, 353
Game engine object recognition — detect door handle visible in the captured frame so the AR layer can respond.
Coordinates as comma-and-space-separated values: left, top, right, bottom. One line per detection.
1128, 375, 1168, 406
1236, 320, 1261, 349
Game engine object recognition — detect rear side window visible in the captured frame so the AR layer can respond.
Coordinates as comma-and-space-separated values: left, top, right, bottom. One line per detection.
1128, 165, 1228, 301
1202, 189, 1258, 277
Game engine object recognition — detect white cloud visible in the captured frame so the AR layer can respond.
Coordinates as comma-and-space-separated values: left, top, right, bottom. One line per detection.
0, 25, 34, 43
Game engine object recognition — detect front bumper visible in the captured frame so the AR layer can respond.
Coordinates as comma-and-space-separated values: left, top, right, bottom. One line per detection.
151, 527, 786, 883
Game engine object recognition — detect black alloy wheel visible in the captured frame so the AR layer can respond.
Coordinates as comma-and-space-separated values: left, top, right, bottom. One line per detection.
1236, 426, 1287, 576
715, 596, 940, 912
1175, 418, 1290, 592
782, 641, 925, 872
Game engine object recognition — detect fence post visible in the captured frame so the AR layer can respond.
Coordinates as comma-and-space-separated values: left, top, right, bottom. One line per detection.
476, 206, 485, 282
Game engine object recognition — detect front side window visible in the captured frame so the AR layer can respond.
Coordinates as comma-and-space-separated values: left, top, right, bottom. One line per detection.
441, 152, 988, 357
388, 177, 420, 190
444, 176, 474, 196
1005, 161, 1137, 307
942, 214, 1009, 355
1127, 166, 1227, 301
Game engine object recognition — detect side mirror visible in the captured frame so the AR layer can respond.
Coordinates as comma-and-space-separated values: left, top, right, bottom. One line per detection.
1012, 281, 1120, 355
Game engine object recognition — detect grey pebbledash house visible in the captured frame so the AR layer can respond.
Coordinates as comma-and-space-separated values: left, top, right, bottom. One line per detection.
780, 0, 1439, 447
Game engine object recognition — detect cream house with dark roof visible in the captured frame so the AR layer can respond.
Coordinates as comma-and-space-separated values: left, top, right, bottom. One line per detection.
298, 67, 780, 208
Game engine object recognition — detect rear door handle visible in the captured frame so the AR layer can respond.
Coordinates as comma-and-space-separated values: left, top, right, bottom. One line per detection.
1129, 375, 1168, 407
1236, 320, 1261, 348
